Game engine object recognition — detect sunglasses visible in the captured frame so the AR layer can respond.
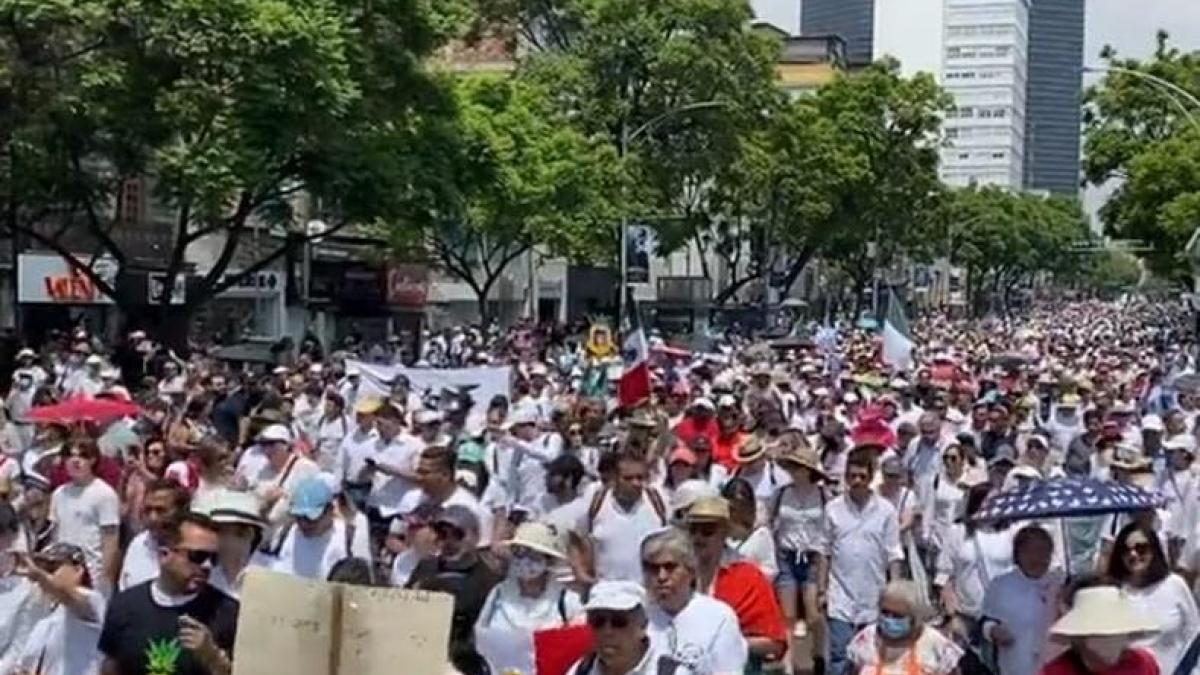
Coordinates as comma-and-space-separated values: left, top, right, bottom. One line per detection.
587, 611, 632, 630
174, 548, 218, 566
1124, 542, 1152, 557
688, 522, 720, 538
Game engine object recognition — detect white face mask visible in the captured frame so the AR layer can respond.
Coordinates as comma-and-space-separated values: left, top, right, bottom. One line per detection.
1084, 636, 1130, 665
510, 555, 548, 581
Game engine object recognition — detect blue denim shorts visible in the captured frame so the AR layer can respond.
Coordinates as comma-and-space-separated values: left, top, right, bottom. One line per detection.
775, 549, 814, 588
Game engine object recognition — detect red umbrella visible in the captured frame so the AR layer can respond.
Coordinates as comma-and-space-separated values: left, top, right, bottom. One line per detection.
26, 396, 141, 424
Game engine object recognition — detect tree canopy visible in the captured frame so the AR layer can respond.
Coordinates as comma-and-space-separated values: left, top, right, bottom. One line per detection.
1084, 31, 1200, 283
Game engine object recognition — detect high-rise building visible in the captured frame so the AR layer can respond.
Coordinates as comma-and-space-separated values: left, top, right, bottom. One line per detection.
1023, 0, 1085, 194
872, 0, 1029, 189
801, 0, 875, 66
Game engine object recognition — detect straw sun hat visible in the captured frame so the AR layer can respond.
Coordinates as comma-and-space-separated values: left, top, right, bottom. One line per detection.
505, 522, 566, 560
1050, 587, 1159, 640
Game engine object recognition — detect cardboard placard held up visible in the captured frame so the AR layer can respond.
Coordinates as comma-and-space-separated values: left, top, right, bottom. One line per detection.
232, 569, 454, 675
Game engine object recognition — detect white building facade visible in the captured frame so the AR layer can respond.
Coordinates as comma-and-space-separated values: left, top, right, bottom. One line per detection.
874, 0, 1029, 189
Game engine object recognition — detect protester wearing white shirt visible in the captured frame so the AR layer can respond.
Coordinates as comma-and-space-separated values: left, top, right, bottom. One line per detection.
271, 477, 371, 581
580, 453, 669, 583
247, 424, 321, 529
117, 481, 189, 592
1106, 521, 1200, 675
367, 404, 423, 521
0, 502, 50, 673
566, 580, 680, 675
640, 528, 748, 673
935, 484, 1016, 643
981, 525, 1065, 675
393, 445, 495, 545
500, 403, 563, 516
818, 449, 904, 675
205, 490, 272, 600
49, 440, 120, 596
311, 394, 350, 474
336, 399, 382, 506
11, 542, 105, 675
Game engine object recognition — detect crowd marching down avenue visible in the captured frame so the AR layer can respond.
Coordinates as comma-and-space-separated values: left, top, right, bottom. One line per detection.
0, 298, 1195, 675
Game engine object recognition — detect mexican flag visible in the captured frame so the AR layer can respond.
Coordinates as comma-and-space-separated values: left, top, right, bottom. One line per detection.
618, 287, 651, 408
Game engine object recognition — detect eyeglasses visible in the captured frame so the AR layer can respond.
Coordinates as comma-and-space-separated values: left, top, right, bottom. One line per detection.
688, 522, 720, 538
943, 455, 961, 463
1124, 542, 1152, 557
175, 548, 218, 566
641, 560, 681, 575
587, 611, 632, 630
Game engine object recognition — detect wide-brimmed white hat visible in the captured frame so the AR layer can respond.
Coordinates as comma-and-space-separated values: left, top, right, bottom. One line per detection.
1051, 587, 1159, 639
204, 490, 266, 530
505, 521, 565, 559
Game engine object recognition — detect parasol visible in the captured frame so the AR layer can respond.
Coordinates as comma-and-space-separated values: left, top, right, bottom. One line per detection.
973, 476, 1159, 523
27, 396, 141, 424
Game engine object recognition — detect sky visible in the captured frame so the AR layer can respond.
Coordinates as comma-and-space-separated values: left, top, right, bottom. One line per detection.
1084, 0, 1200, 226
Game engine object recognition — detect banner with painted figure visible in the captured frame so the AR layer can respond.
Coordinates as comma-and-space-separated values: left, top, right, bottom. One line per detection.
344, 359, 513, 410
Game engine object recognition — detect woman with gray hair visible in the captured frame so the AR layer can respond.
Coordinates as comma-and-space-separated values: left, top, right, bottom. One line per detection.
640, 527, 747, 673
846, 580, 964, 675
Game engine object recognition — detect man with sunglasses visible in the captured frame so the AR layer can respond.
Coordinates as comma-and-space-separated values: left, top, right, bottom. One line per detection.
567, 580, 682, 675
406, 505, 501, 669
685, 496, 787, 670
99, 514, 237, 675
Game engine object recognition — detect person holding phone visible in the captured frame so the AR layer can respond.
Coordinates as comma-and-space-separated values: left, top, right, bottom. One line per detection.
98, 514, 237, 675
10, 542, 106, 675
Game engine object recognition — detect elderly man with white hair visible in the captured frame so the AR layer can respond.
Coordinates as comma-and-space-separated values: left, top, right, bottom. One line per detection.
640, 527, 747, 673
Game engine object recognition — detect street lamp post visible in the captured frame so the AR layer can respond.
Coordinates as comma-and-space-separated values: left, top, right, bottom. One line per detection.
617, 100, 727, 322
1082, 65, 1200, 134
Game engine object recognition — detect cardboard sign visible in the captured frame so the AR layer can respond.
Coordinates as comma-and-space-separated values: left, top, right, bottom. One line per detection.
233, 569, 454, 675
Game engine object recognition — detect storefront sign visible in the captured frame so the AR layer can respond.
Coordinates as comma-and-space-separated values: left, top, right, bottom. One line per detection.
216, 271, 283, 299
18, 253, 117, 304
385, 264, 428, 308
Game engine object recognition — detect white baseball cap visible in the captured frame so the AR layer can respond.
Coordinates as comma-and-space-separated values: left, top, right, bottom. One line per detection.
257, 424, 292, 444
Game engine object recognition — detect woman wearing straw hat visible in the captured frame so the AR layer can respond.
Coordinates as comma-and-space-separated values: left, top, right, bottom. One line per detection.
475, 521, 583, 672
1040, 585, 1159, 675
770, 444, 830, 675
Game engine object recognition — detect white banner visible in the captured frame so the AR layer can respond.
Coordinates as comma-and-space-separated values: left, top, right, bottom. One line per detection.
344, 359, 512, 408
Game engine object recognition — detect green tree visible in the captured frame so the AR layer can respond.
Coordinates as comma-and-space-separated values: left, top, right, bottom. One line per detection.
0, 0, 465, 342
944, 186, 1090, 314
813, 60, 950, 313
485, 0, 783, 273
1083, 31, 1200, 282
419, 73, 623, 322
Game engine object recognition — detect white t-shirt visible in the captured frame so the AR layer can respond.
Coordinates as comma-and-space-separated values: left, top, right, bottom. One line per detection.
728, 526, 778, 581
580, 489, 668, 583
117, 531, 160, 592
15, 588, 105, 675
50, 479, 120, 589
0, 575, 50, 673
251, 455, 322, 526
369, 437, 422, 518
337, 428, 380, 484
646, 594, 748, 673
271, 517, 371, 581
934, 525, 1015, 617
475, 578, 583, 632
393, 487, 496, 546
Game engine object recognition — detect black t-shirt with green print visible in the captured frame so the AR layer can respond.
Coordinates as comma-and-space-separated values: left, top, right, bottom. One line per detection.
99, 582, 239, 675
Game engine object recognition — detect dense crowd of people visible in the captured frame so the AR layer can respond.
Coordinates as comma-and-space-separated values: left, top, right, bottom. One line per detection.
0, 299, 1198, 675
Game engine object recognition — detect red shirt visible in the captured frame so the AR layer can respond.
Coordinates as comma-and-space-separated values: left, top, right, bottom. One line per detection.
1040, 648, 1159, 675
711, 430, 745, 471
674, 416, 719, 449
712, 560, 788, 651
